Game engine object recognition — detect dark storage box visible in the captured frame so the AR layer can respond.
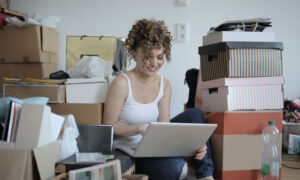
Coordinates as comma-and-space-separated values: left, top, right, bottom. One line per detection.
198, 42, 283, 81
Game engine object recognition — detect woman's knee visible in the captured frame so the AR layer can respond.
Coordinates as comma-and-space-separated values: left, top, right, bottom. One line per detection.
186, 108, 205, 123
172, 108, 205, 124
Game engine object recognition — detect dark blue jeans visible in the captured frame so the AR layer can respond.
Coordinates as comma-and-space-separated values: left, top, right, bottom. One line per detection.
135, 108, 214, 180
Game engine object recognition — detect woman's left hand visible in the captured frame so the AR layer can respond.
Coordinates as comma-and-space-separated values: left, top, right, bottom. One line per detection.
194, 144, 207, 160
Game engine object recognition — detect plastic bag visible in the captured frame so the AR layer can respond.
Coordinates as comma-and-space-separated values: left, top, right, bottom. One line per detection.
68, 56, 112, 78
5, 14, 61, 30
59, 114, 79, 160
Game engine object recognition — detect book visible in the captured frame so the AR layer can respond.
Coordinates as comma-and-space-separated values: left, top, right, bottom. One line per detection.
2, 101, 22, 142
75, 152, 106, 163
1, 101, 13, 141
68, 160, 122, 180
202, 31, 275, 45
9, 102, 22, 142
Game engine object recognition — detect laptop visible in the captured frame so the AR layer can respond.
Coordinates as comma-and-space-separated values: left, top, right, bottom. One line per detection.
115, 122, 217, 157
77, 124, 114, 153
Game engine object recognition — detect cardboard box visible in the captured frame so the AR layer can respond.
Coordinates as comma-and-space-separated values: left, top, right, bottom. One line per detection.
49, 103, 103, 124
198, 41, 283, 81
0, 25, 58, 63
200, 76, 284, 112
0, 63, 57, 78
206, 111, 282, 179
65, 78, 108, 103
211, 134, 282, 180
0, 63, 57, 93
3, 84, 65, 103
202, 31, 275, 46
0, 141, 59, 180
15, 103, 53, 149
205, 111, 283, 135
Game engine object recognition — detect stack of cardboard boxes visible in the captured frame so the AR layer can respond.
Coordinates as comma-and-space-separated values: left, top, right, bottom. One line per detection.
196, 32, 284, 180
0, 25, 58, 94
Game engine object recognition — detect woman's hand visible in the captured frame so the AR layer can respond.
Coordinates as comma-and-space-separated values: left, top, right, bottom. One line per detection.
138, 124, 148, 135
194, 144, 207, 160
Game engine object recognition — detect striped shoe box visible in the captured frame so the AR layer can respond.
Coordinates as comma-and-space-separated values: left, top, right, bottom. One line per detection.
206, 111, 282, 180
200, 76, 284, 112
198, 42, 283, 81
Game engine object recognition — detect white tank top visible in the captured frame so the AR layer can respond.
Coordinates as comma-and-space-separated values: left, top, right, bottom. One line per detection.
114, 73, 164, 148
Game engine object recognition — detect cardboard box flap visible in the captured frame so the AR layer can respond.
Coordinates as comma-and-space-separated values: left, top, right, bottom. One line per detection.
0, 148, 36, 180
41, 26, 58, 53
15, 103, 52, 149
33, 141, 59, 180
0, 141, 15, 149
198, 41, 283, 55
200, 76, 284, 89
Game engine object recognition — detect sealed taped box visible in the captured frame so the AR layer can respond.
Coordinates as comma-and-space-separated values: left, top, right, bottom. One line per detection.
206, 111, 282, 180
0, 63, 56, 93
200, 76, 284, 112
49, 103, 103, 124
211, 134, 282, 180
198, 41, 283, 81
0, 25, 58, 63
205, 111, 283, 135
0, 63, 56, 78
3, 84, 66, 103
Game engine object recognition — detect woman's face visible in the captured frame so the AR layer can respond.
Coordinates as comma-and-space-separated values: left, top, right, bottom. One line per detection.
132, 47, 165, 76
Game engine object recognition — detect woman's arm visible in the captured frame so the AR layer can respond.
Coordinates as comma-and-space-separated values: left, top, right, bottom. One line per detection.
103, 75, 145, 136
158, 78, 172, 122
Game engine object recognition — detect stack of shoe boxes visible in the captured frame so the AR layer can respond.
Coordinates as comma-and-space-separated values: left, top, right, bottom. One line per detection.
196, 37, 284, 179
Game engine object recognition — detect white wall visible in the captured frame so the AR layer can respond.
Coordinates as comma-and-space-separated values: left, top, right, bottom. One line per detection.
10, 0, 300, 118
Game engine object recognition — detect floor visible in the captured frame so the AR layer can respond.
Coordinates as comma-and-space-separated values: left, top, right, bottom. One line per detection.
184, 159, 300, 180
281, 159, 300, 180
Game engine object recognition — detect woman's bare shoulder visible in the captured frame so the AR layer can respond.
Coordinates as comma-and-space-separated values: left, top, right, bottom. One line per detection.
111, 74, 128, 87
162, 76, 171, 89
108, 74, 129, 96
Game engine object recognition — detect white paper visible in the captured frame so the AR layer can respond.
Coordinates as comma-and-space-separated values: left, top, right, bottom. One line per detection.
50, 113, 65, 141
75, 152, 106, 163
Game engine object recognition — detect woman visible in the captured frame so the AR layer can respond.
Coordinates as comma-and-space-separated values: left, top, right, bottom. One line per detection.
104, 18, 213, 180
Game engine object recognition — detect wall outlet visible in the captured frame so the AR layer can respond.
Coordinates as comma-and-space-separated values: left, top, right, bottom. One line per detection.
176, 0, 189, 6
176, 23, 189, 42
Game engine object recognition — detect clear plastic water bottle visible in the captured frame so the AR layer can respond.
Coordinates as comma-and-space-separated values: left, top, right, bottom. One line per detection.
261, 120, 280, 180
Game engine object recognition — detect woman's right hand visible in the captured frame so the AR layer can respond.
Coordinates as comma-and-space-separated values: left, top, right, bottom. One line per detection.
138, 124, 148, 135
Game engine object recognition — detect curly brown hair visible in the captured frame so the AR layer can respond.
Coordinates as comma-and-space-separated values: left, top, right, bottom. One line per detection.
125, 19, 173, 61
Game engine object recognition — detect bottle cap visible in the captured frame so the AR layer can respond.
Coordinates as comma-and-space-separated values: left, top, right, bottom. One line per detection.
268, 120, 275, 125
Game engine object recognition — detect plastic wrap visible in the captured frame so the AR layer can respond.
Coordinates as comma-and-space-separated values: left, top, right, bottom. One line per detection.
59, 114, 79, 160
68, 56, 112, 78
